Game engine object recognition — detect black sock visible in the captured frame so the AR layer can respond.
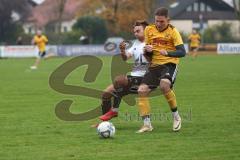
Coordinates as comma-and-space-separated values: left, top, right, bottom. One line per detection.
171, 107, 178, 112
142, 115, 150, 120
112, 91, 122, 109
101, 97, 112, 114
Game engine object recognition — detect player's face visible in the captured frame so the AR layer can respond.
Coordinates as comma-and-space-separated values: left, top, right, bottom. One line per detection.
155, 16, 169, 31
133, 26, 144, 41
37, 30, 42, 36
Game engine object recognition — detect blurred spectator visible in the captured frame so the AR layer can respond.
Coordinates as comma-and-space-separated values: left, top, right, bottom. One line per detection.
16, 36, 23, 45
80, 36, 89, 44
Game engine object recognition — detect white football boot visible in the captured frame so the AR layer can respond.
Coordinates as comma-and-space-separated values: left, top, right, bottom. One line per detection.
173, 115, 181, 132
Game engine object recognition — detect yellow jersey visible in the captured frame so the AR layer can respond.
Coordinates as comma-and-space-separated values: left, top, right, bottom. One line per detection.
34, 35, 48, 52
144, 24, 184, 65
188, 33, 201, 47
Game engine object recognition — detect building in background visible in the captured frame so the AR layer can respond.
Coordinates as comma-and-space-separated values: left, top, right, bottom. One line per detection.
24, 0, 240, 38
28, 0, 45, 6
23, 0, 82, 34
156, 0, 240, 38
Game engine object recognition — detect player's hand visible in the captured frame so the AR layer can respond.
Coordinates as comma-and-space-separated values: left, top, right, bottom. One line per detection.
119, 41, 126, 51
144, 45, 153, 53
159, 50, 168, 56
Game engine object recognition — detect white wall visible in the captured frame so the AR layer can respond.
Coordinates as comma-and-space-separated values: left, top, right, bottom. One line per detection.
61, 19, 77, 33
170, 19, 240, 39
171, 20, 193, 34
23, 22, 36, 34
23, 19, 77, 34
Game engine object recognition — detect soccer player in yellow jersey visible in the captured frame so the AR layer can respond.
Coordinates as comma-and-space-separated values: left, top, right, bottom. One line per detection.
188, 29, 201, 58
136, 7, 186, 133
30, 30, 48, 70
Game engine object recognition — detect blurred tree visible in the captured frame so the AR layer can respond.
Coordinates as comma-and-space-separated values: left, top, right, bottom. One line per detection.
0, 0, 31, 44
203, 22, 236, 43
179, 31, 188, 43
44, 29, 83, 45
233, 0, 240, 18
55, 0, 67, 34
73, 16, 108, 44
42, 0, 67, 44
77, 0, 154, 37
61, 30, 84, 44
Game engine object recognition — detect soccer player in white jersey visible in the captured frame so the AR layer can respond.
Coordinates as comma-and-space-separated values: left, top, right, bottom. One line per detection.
99, 20, 151, 121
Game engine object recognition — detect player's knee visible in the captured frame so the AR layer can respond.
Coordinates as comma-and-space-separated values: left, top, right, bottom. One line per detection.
138, 84, 149, 96
114, 75, 128, 88
160, 79, 171, 93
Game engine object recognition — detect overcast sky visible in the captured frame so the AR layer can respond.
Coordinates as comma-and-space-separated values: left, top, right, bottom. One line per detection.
223, 0, 234, 6
32, 0, 45, 4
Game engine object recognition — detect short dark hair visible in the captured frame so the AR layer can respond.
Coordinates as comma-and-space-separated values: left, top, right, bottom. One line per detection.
133, 20, 149, 29
155, 7, 169, 17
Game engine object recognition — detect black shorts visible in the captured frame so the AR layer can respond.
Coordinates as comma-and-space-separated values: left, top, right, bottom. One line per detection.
115, 75, 158, 96
39, 51, 46, 58
114, 75, 143, 96
141, 63, 178, 88
127, 75, 143, 93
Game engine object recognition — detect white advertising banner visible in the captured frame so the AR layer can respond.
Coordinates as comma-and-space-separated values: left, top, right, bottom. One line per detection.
0, 46, 3, 57
184, 44, 189, 53
217, 43, 240, 54
1, 46, 38, 58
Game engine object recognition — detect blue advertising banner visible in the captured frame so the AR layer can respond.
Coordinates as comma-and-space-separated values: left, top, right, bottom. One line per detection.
57, 45, 116, 56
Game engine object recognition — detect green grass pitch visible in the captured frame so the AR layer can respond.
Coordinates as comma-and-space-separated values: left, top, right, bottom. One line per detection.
0, 55, 239, 160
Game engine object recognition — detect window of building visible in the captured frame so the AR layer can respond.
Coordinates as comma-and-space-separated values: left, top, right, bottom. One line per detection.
186, 5, 192, 12
170, 2, 179, 8
63, 26, 68, 32
193, 2, 199, 12
28, 27, 32, 34
206, 5, 212, 12
200, 2, 205, 12
186, 1, 213, 13
193, 21, 208, 30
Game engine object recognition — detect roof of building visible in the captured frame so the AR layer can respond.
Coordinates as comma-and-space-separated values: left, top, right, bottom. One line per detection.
26, 0, 83, 27
155, 0, 237, 20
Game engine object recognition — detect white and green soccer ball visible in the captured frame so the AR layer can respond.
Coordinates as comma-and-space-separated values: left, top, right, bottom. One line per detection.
97, 121, 116, 138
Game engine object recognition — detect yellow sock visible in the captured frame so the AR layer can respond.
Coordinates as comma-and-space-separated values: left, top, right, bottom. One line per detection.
138, 97, 150, 116
164, 90, 177, 109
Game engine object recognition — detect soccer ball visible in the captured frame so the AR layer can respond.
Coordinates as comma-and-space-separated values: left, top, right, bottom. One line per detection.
97, 121, 115, 138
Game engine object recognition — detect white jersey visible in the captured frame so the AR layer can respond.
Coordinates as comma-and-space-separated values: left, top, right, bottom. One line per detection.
127, 40, 148, 77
